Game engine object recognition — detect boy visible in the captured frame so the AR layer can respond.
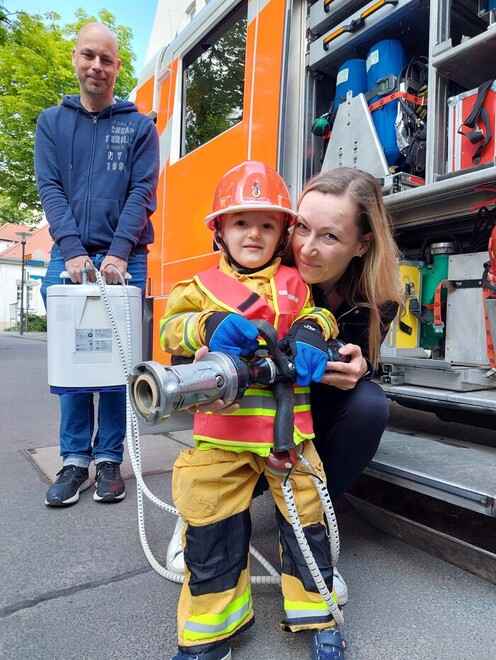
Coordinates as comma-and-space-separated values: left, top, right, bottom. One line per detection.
160, 161, 346, 660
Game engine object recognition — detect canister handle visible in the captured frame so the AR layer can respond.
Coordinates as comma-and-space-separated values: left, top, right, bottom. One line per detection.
58, 271, 132, 283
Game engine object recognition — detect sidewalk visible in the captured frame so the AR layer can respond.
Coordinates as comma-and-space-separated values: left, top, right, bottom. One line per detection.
1, 331, 495, 659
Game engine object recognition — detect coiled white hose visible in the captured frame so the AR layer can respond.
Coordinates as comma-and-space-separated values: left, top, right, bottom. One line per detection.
282, 475, 344, 627
298, 454, 340, 566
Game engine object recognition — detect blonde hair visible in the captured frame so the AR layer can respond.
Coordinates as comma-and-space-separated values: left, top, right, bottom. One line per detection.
298, 167, 403, 367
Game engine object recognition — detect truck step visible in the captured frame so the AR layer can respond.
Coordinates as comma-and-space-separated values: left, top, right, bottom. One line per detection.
365, 429, 496, 517
346, 493, 496, 584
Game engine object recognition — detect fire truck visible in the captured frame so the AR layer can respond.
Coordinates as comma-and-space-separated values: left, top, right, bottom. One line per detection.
133, 0, 496, 580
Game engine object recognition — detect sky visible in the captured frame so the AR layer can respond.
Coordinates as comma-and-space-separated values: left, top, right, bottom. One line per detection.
9, 0, 159, 74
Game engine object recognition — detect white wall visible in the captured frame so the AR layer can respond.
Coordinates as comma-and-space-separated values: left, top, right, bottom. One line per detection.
146, 0, 209, 64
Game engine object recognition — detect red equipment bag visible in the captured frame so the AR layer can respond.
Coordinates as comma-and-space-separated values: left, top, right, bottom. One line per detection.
447, 80, 496, 173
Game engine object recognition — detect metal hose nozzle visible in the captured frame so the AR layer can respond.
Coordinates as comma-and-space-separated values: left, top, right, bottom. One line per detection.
128, 353, 251, 424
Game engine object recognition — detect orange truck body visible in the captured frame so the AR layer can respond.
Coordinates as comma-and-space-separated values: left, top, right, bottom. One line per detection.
134, 0, 288, 360
133, 0, 496, 425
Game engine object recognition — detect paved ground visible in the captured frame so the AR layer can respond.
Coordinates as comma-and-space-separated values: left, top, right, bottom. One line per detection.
1, 331, 495, 659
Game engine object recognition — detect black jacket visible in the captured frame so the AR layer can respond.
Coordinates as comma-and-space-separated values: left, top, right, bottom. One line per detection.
312, 286, 398, 377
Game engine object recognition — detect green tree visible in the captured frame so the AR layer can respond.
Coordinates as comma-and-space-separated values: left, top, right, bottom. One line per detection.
0, 7, 137, 225
0, 2, 9, 45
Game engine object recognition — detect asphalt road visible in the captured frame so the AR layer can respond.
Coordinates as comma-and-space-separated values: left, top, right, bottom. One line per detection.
1, 332, 495, 660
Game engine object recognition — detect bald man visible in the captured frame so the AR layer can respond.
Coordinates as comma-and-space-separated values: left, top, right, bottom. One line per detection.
72, 22, 121, 112
35, 23, 159, 507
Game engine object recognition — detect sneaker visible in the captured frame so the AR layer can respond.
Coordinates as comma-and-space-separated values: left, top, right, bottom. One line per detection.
45, 465, 91, 507
312, 628, 346, 659
93, 461, 125, 502
333, 567, 348, 606
165, 538, 351, 601
166, 516, 185, 575
171, 641, 231, 660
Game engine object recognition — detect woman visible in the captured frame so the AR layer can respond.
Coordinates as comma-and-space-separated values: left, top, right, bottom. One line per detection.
291, 166, 403, 503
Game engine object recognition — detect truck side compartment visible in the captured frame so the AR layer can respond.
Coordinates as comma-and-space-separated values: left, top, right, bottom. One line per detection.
134, 0, 496, 575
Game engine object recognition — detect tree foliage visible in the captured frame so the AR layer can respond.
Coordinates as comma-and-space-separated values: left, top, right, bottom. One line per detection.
0, 6, 137, 225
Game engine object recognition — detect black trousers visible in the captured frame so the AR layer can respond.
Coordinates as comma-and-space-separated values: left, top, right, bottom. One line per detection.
309, 379, 389, 501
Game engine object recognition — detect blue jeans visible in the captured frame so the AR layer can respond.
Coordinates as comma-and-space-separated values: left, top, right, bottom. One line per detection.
42, 246, 147, 467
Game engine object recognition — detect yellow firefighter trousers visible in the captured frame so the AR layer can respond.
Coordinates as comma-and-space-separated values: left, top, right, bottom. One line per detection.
172, 440, 339, 653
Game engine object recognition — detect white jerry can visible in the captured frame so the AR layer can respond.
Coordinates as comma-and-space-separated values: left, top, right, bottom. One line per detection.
46, 280, 142, 393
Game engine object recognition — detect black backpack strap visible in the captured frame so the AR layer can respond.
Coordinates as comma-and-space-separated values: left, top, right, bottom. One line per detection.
458, 79, 494, 165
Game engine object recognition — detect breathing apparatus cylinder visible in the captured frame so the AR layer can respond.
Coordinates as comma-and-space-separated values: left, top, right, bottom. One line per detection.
334, 58, 367, 110
366, 39, 406, 166
47, 274, 142, 394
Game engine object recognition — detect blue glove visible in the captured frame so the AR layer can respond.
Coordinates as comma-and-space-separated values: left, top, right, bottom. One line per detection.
280, 321, 328, 386
205, 312, 259, 356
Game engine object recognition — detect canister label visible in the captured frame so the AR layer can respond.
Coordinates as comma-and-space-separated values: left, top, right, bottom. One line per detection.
75, 328, 113, 352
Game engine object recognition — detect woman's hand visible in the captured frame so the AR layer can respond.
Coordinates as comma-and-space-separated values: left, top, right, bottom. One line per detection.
319, 343, 368, 390
188, 346, 240, 415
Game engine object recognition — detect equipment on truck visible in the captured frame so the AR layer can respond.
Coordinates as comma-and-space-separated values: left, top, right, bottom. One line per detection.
448, 79, 496, 173
395, 56, 428, 174
366, 39, 406, 167
313, 46, 428, 177
482, 224, 496, 376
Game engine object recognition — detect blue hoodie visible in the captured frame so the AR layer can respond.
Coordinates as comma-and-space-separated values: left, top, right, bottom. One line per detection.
35, 95, 159, 263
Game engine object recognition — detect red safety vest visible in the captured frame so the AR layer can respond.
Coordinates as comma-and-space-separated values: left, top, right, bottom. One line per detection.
193, 264, 315, 455
194, 264, 311, 339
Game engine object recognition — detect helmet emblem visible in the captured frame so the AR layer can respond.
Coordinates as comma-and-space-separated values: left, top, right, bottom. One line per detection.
252, 178, 261, 198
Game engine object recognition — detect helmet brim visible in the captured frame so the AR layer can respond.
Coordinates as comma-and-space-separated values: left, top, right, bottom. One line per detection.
205, 204, 297, 229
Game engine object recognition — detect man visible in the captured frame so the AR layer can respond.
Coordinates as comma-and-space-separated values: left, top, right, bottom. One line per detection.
36, 23, 159, 506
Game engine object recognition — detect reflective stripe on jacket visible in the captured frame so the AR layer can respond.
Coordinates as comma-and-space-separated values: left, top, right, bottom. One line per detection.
194, 384, 314, 454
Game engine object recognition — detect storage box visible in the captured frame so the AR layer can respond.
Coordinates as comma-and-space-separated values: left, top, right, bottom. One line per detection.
445, 252, 488, 366
47, 283, 142, 393
447, 81, 496, 173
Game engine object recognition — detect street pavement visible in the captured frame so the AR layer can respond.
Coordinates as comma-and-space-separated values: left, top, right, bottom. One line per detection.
1, 331, 495, 660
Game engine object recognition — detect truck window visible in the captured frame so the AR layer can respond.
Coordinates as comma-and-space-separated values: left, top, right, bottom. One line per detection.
182, 3, 247, 155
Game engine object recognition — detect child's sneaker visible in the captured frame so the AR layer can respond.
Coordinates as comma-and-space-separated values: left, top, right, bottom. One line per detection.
166, 516, 185, 575
312, 628, 346, 659
333, 567, 348, 605
171, 641, 231, 659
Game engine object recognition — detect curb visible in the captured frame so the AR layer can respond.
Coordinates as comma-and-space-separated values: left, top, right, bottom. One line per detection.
2, 332, 48, 342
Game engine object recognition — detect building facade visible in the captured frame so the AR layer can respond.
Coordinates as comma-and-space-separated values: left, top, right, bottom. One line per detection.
146, 0, 210, 65
0, 224, 52, 330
